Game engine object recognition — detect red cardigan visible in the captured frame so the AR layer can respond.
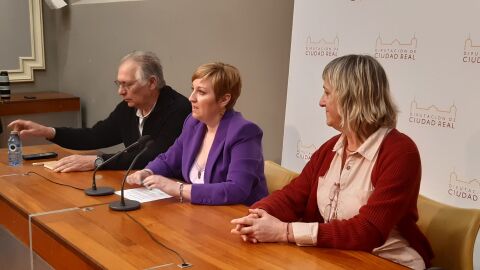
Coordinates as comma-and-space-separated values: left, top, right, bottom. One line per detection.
253, 129, 433, 266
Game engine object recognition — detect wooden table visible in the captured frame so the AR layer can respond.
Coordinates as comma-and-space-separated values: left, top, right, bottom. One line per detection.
0, 145, 407, 270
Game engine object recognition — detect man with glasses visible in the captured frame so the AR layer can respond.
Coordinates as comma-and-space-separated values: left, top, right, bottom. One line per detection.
8, 51, 190, 172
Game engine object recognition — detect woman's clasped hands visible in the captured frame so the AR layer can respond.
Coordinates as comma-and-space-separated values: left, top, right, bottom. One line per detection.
230, 209, 289, 244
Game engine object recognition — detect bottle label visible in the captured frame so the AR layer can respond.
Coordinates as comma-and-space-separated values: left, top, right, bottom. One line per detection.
8, 134, 22, 166
8, 143, 18, 152
0, 77, 9, 83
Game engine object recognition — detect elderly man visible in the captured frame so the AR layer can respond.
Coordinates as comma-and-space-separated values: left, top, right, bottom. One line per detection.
9, 51, 191, 172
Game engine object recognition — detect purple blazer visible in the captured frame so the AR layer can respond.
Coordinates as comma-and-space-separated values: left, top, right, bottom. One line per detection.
146, 110, 268, 205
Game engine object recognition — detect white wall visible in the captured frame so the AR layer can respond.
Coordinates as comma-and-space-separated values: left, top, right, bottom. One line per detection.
283, 1, 479, 269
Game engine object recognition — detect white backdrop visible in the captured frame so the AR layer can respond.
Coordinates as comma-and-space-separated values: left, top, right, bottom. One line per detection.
282, 0, 479, 268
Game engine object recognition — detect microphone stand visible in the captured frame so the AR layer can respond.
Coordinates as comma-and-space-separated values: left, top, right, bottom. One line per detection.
109, 141, 152, 211
84, 162, 115, 196
85, 135, 151, 196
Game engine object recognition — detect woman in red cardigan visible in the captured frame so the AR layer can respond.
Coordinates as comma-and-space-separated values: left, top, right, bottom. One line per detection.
231, 54, 433, 269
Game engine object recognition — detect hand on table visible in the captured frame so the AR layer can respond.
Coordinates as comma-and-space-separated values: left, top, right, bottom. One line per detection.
50, 155, 96, 173
230, 208, 288, 243
126, 169, 153, 185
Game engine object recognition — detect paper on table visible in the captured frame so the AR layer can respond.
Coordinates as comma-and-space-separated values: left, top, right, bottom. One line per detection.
115, 187, 172, 203
38, 161, 59, 170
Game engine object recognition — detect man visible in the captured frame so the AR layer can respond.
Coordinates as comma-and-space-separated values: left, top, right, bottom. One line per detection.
8, 51, 191, 172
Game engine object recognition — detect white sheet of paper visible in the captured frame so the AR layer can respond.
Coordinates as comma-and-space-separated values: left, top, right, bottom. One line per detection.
71, 0, 144, 5
42, 160, 59, 170
115, 187, 172, 203
44, 0, 67, 9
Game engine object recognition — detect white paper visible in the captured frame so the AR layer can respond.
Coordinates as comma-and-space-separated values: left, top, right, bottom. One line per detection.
71, 0, 144, 5
44, 0, 67, 9
41, 160, 59, 170
115, 187, 172, 203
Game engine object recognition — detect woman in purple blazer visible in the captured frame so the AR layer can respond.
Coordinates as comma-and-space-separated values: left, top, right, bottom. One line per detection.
127, 62, 268, 205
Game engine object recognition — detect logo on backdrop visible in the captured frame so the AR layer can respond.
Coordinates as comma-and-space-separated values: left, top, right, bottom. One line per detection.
463, 35, 480, 64
408, 99, 456, 129
305, 36, 339, 57
447, 170, 479, 202
374, 34, 417, 61
296, 140, 317, 161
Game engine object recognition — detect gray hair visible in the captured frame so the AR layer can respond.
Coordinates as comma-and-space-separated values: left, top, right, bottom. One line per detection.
121, 51, 166, 89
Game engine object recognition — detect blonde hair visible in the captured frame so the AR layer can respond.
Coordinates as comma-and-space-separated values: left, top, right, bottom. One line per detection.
322, 54, 397, 140
192, 62, 241, 110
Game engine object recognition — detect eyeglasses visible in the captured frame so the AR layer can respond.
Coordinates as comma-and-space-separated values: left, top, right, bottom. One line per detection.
114, 80, 138, 91
324, 182, 340, 223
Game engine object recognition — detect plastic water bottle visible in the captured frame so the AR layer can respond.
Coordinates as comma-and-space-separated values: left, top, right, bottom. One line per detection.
8, 131, 22, 166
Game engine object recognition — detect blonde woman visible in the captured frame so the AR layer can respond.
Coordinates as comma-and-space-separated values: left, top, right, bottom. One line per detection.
231, 55, 433, 269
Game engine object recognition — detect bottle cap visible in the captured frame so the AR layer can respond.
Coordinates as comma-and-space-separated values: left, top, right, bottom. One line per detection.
10, 130, 19, 135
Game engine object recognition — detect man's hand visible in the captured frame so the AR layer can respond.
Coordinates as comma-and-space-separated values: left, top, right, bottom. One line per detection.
51, 155, 97, 172
8, 119, 55, 140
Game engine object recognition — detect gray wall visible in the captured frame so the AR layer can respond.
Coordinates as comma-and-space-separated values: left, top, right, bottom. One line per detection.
51, 0, 294, 162
6, 0, 293, 162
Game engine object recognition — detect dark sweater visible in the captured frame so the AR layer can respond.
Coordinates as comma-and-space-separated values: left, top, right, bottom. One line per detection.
51, 85, 191, 169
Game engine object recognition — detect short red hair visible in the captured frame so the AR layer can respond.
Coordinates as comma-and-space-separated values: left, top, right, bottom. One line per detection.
192, 62, 242, 110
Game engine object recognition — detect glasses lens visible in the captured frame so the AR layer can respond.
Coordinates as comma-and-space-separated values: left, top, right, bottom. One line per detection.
115, 80, 137, 90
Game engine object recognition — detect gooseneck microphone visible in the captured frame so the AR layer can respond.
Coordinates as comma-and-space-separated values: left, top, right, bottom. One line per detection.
109, 140, 154, 211
85, 135, 152, 196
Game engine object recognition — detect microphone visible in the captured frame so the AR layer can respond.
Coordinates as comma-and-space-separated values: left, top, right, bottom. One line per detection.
85, 135, 152, 196
109, 140, 154, 211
